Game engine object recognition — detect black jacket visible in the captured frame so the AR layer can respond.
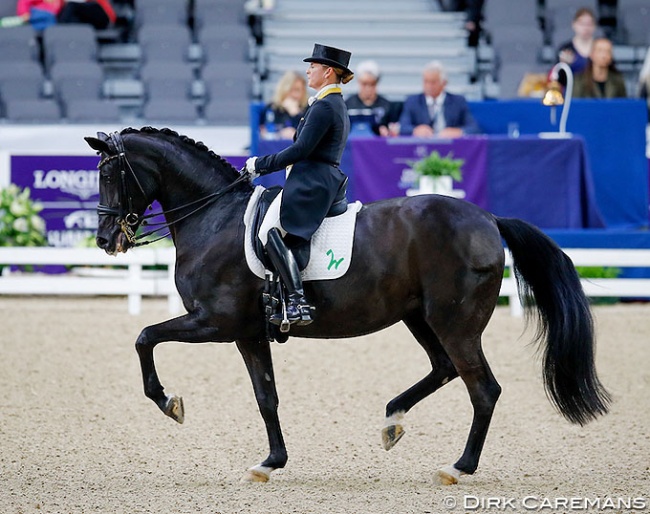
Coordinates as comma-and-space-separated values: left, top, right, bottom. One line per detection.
255, 90, 349, 240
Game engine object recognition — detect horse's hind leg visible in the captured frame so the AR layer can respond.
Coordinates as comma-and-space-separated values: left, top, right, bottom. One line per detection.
383, 312, 459, 450
236, 339, 287, 483
436, 335, 501, 485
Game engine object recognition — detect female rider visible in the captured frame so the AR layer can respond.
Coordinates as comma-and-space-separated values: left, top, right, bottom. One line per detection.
245, 44, 354, 326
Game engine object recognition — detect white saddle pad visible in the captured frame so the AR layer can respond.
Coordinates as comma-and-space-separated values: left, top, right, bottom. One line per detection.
244, 186, 362, 281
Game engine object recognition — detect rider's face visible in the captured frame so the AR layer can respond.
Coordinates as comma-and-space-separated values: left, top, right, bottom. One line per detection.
306, 63, 330, 91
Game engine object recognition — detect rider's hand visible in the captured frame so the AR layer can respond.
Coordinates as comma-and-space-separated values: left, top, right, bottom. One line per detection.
245, 157, 259, 179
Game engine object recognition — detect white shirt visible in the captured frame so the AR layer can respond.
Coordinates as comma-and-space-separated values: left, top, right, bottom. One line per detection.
308, 83, 341, 105
426, 93, 446, 131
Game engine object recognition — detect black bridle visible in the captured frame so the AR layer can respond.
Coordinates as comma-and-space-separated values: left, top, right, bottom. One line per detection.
96, 131, 250, 247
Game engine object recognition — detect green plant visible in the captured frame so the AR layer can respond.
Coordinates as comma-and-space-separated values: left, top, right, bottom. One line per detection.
576, 265, 622, 305
0, 184, 46, 247
409, 150, 464, 181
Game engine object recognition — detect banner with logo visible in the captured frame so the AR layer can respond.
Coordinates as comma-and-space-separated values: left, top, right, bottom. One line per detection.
350, 137, 489, 209
11, 155, 101, 247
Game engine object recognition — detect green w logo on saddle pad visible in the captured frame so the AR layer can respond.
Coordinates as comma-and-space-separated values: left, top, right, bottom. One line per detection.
326, 249, 344, 270
244, 186, 362, 281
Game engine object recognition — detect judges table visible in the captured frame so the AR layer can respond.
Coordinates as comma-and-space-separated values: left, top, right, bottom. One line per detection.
257, 135, 605, 229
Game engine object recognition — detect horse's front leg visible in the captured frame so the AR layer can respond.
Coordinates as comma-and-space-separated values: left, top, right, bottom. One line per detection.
135, 312, 222, 423
236, 339, 287, 483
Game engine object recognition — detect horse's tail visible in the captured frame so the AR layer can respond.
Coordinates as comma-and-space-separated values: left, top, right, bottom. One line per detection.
496, 217, 611, 425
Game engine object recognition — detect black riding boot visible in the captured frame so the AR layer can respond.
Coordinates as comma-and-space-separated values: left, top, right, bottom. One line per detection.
265, 228, 313, 326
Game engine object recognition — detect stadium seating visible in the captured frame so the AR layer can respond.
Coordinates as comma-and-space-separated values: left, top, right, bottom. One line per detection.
0, 0, 646, 124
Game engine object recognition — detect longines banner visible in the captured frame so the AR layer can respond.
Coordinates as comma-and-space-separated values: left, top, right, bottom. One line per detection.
11, 155, 101, 248
9, 155, 247, 248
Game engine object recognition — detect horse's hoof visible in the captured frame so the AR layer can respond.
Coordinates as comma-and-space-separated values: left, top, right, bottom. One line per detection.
241, 465, 272, 483
164, 395, 184, 424
381, 424, 405, 450
435, 465, 462, 485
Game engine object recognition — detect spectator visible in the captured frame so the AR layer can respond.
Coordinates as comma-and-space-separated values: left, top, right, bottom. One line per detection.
573, 37, 627, 98
259, 70, 308, 140
57, 0, 116, 30
436, 0, 484, 47
2, 0, 63, 30
556, 7, 597, 77
345, 60, 396, 136
463, 0, 484, 47
398, 60, 479, 138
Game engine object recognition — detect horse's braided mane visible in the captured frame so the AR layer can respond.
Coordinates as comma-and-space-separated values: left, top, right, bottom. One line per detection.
121, 126, 240, 178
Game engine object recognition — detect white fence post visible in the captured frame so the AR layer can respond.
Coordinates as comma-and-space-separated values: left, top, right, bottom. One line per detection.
128, 263, 143, 315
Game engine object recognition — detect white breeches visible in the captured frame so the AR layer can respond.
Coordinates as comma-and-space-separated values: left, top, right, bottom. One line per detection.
258, 191, 287, 246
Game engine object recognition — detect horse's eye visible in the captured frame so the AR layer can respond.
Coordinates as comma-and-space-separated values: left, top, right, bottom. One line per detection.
100, 170, 112, 183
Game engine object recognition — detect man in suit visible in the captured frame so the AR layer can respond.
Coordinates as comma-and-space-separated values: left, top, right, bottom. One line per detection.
245, 43, 353, 326
398, 60, 479, 138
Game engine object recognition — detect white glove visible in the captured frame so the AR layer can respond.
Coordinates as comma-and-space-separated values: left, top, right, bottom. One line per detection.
245, 157, 259, 179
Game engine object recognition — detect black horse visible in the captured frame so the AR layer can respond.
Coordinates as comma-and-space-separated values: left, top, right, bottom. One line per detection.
85, 127, 610, 484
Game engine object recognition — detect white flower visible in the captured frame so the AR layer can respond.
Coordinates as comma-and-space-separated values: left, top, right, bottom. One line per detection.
13, 218, 28, 232
9, 199, 29, 217
30, 215, 45, 233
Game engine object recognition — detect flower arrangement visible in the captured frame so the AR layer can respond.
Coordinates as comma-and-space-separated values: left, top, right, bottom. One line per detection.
409, 150, 464, 181
0, 184, 47, 247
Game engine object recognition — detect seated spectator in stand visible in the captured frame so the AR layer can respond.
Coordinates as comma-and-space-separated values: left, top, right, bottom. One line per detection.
398, 60, 479, 138
57, 0, 116, 30
2, 0, 63, 30
556, 7, 597, 78
573, 37, 627, 98
259, 70, 308, 140
345, 60, 396, 136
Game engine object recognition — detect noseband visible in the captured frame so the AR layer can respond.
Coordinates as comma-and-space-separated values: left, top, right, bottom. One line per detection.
96, 131, 250, 247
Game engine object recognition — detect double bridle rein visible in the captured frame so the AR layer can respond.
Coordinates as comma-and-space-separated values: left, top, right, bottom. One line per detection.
96, 132, 250, 247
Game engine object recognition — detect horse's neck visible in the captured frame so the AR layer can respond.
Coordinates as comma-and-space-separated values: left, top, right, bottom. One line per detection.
153, 155, 250, 238
155, 155, 233, 213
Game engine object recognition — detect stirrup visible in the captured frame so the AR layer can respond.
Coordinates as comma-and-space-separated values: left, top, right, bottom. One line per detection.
269, 301, 313, 328
292, 303, 313, 326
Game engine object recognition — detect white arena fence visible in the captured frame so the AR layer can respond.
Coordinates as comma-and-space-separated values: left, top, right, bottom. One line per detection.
0, 247, 180, 315
0, 247, 648, 316
502, 248, 650, 316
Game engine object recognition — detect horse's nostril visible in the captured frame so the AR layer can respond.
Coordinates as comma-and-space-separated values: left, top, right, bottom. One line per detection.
96, 236, 108, 249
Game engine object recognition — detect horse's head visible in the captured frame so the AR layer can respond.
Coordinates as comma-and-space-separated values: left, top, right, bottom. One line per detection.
86, 127, 251, 255
85, 131, 153, 255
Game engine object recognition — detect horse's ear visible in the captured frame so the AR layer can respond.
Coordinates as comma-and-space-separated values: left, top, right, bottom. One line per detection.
84, 136, 110, 153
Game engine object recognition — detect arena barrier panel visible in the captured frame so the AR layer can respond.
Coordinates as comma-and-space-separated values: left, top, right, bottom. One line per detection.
0, 247, 180, 315
0, 247, 648, 317
502, 249, 650, 316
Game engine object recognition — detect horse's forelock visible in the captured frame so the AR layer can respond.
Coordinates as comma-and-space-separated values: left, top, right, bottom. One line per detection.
120, 126, 240, 180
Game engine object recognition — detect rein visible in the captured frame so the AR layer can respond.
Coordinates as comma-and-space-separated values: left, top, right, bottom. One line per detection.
96, 132, 250, 247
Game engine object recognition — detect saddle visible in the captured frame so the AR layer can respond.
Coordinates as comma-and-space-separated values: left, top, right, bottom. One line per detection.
244, 180, 358, 342
250, 177, 349, 271
249, 179, 349, 342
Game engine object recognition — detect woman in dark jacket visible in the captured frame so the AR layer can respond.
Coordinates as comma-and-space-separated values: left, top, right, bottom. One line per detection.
245, 43, 353, 326
573, 37, 627, 99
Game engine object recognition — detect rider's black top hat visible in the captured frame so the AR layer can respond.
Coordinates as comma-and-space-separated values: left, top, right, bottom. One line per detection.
304, 43, 353, 80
